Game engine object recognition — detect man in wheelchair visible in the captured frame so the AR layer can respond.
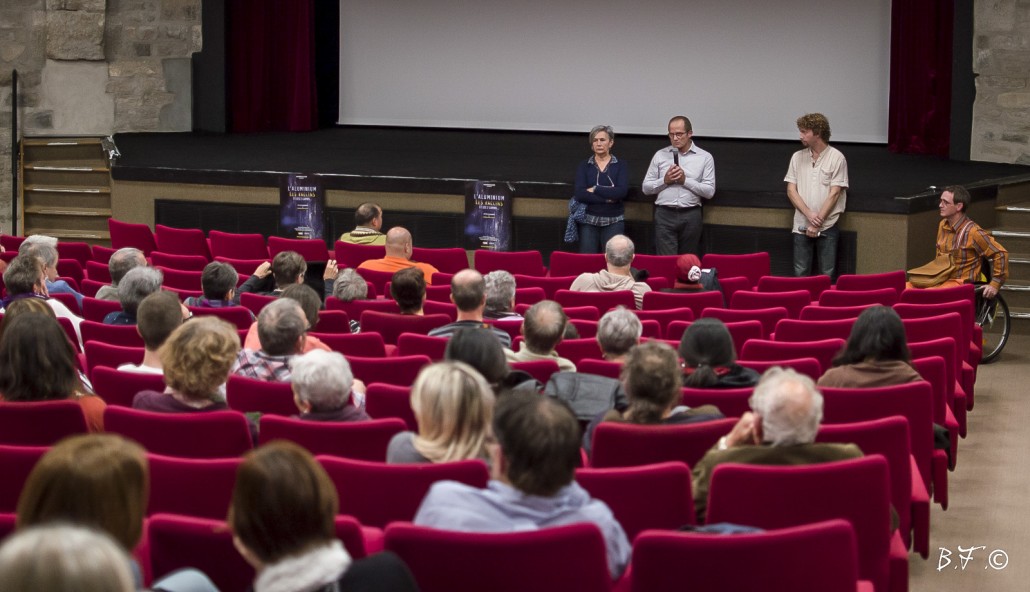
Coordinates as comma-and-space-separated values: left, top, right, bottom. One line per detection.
936, 185, 1008, 300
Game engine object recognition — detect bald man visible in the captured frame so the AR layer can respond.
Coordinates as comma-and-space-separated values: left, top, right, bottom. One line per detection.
428, 269, 512, 347
569, 234, 651, 309
356, 227, 440, 284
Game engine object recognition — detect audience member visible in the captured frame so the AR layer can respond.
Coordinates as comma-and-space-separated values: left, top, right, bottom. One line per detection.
118, 290, 184, 375
357, 227, 439, 283
569, 234, 650, 309
391, 266, 427, 315
505, 300, 575, 371
584, 341, 723, 455
818, 306, 922, 388
185, 261, 247, 312
338, 202, 387, 245
242, 284, 331, 354
228, 441, 418, 592
596, 306, 641, 363
691, 367, 863, 521
484, 270, 522, 321
387, 361, 496, 465
679, 318, 760, 388
96, 247, 147, 301
233, 298, 307, 381
238, 250, 307, 296
20, 238, 84, 307
0, 525, 135, 592
662, 253, 722, 298
104, 266, 163, 325
290, 350, 369, 422
330, 267, 369, 302
414, 391, 631, 579
133, 316, 238, 412
1, 254, 83, 346
0, 312, 105, 431
445, 328, 540, 396
428, 269, 512, 347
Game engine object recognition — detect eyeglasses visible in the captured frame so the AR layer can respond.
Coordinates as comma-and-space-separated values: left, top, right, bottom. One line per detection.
668, 132, 688, 138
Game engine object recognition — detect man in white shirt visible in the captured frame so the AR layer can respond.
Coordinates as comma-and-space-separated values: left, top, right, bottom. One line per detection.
785, 113, 849, 279
642, 116, 716, 255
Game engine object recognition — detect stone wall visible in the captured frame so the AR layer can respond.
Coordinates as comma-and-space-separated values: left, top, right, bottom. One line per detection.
0, 0, 200, 234
972, 0, 1030, 165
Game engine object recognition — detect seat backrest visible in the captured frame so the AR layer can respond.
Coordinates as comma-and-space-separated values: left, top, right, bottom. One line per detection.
707, 456, 892, 592
894, 301, 974, 352
260, 416, 406, 461
911, 356, 950, 425
700, 252, 770, 288
817, 416, 914, 545
154, 224, 211, 259
146, 454, 242, 519
818, 287, 899, 308
55, 259, 85, 285
81, 297, 125, 323
512, 274, 575, 298
756, 274, 831, 301
554, 289, 635, 314
736, 357, 822, 382
80, 319, 145, 347
901, 313, 963, 352
473, 250, 546, 276
739, 338, 845, 374
318, 456, 490, 528
226, 375, 298, 416
85, 260, 113, 282
576, 359, 622, 379
209, 230, 269, 259
701, 306, 788, 339
730, 289, 810, 319
631, 520, 862, 592
908, 338, 958, 397
103, 407, 253, 458
548, 252, 606, 277
147, 514, 254, 592
359, 312, 451, 345
365, 384, 418, 430
150, 251, 209, 271
396, 333, 449, 361
80, 278, 105, 298
384, 522, 611, 592
355, 267, 399, 295
213, 256, 267, 280
642, 290, 724, 316
576, 462, 695, 539
267, 236, 329, 261
509, 359, 561, 384
83, 341, 145, 379
108, 219, 156, 255
308, 331, 388, 357
239, 291, 277, 316
327, 296, 399, 320
334, 241, 386, 269
632, 308, 694, 338
799, 303, 873, 321
0, 444, 49, 512
188, 305, 255, 330
411, 247, 470, 274
899, 283, 975, 306
554, 338, 604, 364
90, 366, 166, 408
819, 382, 935, 492
631, 254, 681, 284
421, 300, 458, 321
0, 400, 89, 446
773, 318, 855, 342
835, 270, 907, 293
591, 418, 739, 469
513, 286, 547, 307
666, 320, 762, 359
680, 387, 753, 418
90, 245, 117, 264
154, 266, 203, 292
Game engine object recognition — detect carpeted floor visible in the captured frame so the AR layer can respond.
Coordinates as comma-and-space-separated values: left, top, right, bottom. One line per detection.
909, 334, 1030, 591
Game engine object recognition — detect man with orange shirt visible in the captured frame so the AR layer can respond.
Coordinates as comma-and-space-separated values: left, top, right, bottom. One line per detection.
357, 227, 440, 284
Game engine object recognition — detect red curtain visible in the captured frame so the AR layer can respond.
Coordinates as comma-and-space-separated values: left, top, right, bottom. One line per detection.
227, 0, 318, 132
888, 0, 953, 155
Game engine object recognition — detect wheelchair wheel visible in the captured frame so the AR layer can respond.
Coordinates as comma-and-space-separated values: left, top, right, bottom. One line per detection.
976, 287, 1010, 364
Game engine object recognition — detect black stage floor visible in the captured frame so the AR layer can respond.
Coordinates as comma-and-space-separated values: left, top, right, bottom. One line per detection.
113, 127, 1030, 214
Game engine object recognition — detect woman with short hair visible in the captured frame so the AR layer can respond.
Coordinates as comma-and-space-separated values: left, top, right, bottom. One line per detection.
569, 125, 630, 253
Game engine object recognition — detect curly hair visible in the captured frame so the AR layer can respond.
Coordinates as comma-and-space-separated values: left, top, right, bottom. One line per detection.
159, 316, 240, 401
796, 113, 831, 142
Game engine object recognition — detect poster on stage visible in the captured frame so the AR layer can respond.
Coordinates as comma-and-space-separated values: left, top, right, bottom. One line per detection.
280, 174, 325, 239
464, 181, 513, 251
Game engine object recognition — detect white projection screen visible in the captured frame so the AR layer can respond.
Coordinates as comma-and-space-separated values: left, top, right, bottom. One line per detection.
338, 0, 891, 143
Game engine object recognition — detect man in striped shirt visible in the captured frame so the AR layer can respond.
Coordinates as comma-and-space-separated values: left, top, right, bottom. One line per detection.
937, 185, 1008, 299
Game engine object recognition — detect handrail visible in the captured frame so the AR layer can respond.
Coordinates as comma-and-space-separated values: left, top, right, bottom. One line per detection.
10, 69, 17, 235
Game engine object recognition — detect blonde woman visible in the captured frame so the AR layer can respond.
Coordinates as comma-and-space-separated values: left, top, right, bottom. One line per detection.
386, 361, 495, 464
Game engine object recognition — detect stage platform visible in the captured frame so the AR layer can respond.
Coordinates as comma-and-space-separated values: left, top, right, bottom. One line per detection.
109, 127, 1030, 275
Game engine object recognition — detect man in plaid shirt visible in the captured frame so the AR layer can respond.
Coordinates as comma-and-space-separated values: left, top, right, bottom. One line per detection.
232, 298, 307, 382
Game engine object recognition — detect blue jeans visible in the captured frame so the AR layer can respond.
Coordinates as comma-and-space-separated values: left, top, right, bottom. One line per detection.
578, 220, 625, 254
793, 225, 839, 279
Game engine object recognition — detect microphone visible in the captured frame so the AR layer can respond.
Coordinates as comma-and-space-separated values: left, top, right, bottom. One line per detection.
672, 149, 679, 166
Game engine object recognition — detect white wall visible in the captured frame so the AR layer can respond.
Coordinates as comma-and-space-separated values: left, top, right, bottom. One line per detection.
339, 0, 891, 142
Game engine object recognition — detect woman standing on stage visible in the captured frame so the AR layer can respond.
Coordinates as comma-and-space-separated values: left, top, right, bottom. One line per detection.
571, 125, 630, 253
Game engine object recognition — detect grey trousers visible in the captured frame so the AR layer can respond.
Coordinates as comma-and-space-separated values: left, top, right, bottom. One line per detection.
654, 206, 703, 255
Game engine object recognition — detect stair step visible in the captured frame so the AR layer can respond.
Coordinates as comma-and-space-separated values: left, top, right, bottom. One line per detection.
23, 228, 111, 241
22, 137, 103, 147
25, 162, 110, 173
1002, 282, 1030, 292
23, 206, 113, 217
24, 184, 110, 195
1011, 308, 1030, 320
991, 228, 1030, 239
